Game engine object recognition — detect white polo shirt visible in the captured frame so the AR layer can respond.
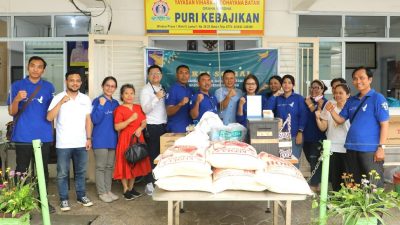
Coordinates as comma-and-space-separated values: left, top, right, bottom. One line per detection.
48, 91, 92, 148
140, 83, 167, 125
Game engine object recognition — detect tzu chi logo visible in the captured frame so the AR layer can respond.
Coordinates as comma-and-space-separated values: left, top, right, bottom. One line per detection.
152, 0, 169, 17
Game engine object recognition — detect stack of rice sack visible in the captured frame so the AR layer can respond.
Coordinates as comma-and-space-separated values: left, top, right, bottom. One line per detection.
255, 152, 313, 195
207, 141, 266, 193
153, 131, 213, 192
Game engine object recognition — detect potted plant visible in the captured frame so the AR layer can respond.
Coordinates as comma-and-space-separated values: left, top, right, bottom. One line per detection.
327, 170, 400, 225
0, 168, 38, 225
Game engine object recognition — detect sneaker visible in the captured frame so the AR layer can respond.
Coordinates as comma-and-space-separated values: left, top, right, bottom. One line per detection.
129, 188, 143, 198
123, 191, 135, 200
144, 183, 154, 196
77, 196, 94, 207
99, 193, 113, 203
108, 192, 119, 201
60, 200, 71, 212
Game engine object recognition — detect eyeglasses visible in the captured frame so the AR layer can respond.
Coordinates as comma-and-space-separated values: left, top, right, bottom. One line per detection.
245, 83, 257, 86
104, 84, 116, 89
309, 86, 321, 90
149, 72, 162, 76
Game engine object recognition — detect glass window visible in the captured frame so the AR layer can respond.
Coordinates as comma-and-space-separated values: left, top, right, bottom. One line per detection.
0, 17, 10, 37
390, 16, 400, 37
0, 42, 8, 104
319, 42, 342, 97
25, 41, 64, 93
14, 16, 51, 37
55, 16, 90, 37
345, 16, 386, 37
298, 15, 342, 37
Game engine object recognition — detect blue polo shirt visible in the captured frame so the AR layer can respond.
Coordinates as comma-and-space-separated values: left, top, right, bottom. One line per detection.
267, 92, 307, 138
304, 97, 327, 142
91, 95, 119, 149
236, 95, 267, 127
7, 77, 55, 143
190, 91, 218, 122
340, 89, 389, 152
215, 87, 243, 125
165, 82, 193, 132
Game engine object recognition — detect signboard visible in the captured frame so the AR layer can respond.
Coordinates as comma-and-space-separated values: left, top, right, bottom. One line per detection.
145, 0, 265, 35
145, 48, 278, 93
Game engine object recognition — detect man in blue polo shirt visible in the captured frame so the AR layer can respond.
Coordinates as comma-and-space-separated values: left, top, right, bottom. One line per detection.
215, 70, 242, 125
165, 65, 193, 132
7, 56, 55, 212
190, 72, 218, 122
326, 66, 389, 187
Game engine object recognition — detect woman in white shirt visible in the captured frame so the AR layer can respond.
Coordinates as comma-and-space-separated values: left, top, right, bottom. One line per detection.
315, 83, 350, 191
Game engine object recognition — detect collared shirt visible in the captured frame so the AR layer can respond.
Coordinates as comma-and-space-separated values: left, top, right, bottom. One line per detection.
140, 83, 167, 125
91, 95, 119, 149
304, 97, 327, 142
189, 91, 218, 122
7, 77, 55, 143
236, 94, 267, 127
267, 92, 307, 138
340, 89, 389, 152
165, 82, 193, 132
215, 87, 242, 125
48, 91, 92, 148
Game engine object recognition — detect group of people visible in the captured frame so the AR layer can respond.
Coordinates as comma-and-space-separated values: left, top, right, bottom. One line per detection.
7, 55, 389, 213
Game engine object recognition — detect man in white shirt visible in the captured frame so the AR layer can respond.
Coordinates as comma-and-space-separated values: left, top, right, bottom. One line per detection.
47, 71, 93, 212
140, 65, 167, 195
215, 70, 242, 125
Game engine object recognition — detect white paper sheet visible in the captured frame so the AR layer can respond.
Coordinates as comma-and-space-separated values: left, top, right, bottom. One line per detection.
246, 95, 262, 118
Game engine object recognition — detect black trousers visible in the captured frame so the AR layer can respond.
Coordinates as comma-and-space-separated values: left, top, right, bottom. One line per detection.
144, 124, 167, 183
346, 149, 384, 188
303, 141, 322, 186
15, 142, 52, 184
329, 152, 348, 191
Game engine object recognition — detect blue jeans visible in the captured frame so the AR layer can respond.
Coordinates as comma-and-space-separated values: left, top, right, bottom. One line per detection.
291, 139, 303, 169
57, 147, 88, 201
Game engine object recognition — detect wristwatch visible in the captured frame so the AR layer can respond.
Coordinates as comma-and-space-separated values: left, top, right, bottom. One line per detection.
378, 144, 386, 149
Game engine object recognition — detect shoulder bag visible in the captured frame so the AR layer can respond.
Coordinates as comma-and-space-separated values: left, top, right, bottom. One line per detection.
124, 134, 149, 164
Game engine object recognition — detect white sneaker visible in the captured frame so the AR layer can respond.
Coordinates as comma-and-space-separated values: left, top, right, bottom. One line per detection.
99, 193, 113, 203
144, 182, 154, 196
108, 192, 119, 201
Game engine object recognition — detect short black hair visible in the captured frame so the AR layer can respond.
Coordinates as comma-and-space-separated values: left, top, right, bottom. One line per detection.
268, 75, 282, 85
352, 66, 373, 78
28, 56, 47, 69
176, 65, 190, 74
147, 65, 162, 75
197, 72, 210, 82
281, 74, 295, 86
335, 83, 351, 94
223, 70, 235, 79
65, 70, 82, 80
119, 84, 135, 101
101, 76, 118, 88
330, 77, 346, 87
242, 74, 260, 93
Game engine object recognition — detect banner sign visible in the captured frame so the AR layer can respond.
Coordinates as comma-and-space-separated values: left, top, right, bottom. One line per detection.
145, 0, 265, 35
146, 48, 278, 93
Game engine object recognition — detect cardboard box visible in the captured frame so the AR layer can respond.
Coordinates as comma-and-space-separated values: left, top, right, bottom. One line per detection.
160, 133, 186, 154
388, 115, 400, 146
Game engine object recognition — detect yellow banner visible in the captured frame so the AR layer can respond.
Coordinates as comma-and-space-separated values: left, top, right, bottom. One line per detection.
145, 0, 265, 36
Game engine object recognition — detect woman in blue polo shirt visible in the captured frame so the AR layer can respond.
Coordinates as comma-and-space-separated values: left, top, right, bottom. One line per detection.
91, 76, 120, 203
326, 66, 389, 187
267, 74, 307, 168
303, 79, 328, 191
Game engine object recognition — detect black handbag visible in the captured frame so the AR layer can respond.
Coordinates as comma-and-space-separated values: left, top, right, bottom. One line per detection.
124, 135, 148, 164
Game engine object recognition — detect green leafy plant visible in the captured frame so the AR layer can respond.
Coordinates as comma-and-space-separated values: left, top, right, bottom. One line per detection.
315, 170, 400, 225
0, 168, 38, 217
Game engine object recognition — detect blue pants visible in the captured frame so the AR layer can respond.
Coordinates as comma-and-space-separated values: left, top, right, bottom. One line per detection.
57, 147, 87, 201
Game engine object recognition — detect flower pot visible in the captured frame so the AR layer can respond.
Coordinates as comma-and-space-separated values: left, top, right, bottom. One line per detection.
344, 216, 378, 225
0, 212, 30, 225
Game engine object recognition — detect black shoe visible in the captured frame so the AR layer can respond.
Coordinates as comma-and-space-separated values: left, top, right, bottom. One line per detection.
129, 188, 143, 198
49, 203, 56, 214
123, 191, 135, 200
